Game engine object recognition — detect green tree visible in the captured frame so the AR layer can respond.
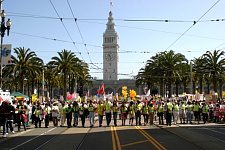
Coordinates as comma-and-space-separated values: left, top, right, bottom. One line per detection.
203, 50, 225, 93
3, 47, 43, 94
48, 49, 90, 100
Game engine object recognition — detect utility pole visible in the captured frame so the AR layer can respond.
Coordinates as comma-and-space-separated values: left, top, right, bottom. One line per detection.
0, 0, 2, 89
0, 1, 11, 89
42, 68, 44, 102
190, 61, 193, 94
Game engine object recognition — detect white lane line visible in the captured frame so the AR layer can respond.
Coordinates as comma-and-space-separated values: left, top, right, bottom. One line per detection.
10, 127, 56, 150
0, 129, 33, 143
202, 127, 225, 135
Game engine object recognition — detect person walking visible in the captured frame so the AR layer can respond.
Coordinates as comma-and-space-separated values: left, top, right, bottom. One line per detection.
66, 103, 73, 128
112, 101, 118, 126
142, 101, 149, 126
72, 101, 79, 127
88, 100, 95, 127
7, 102, 15, 134
34, 103, 42, 128
202, 102, 209, 124
179, 101, 186, 124
52, 102, 59, 127
43, 103, 51, 128
157, 102, 164, 125
31, 102, 37, 124
97, 100, 104, 127
0, 101, 10, 137
193, 101, 200, 124
79, 102, 86, 127
148, 102, 154, 125
135, 100, 142, 126
128, 101, 135, 126
105, 98, 112, 127
16, 99, 27, 131
120, 101, 127, 126
166, 100, 173, 126
173, 101, 179, 125
60, 102, 67, 127
186, 101, 193, 124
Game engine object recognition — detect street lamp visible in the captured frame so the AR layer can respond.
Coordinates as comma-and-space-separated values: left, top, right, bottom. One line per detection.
23, 78, 28, 94
0, 9, 11, 89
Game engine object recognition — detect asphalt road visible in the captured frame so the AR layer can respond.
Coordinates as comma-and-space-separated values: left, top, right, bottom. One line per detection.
0, 119, 224, 150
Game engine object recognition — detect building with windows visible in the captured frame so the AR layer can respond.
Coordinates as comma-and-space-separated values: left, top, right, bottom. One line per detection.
88, 11, 142, 97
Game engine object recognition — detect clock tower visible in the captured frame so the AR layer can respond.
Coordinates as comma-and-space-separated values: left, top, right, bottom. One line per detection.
103, 11, 119, 80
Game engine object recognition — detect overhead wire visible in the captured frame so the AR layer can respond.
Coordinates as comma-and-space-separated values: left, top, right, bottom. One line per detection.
49, 0, 84, 60
8, 13, 225, 42
165, 0, 221, 51
7, 11, 225, 23
11, 31, 219, 54
66, 0, 102, 71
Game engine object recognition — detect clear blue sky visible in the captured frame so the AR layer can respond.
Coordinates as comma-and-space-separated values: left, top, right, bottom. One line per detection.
3, 0, 225, 79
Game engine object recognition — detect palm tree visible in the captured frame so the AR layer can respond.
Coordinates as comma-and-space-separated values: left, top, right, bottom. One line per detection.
48, 49, 90, 100
3, 47, 43, 94
157, 50, 187, 98
203, 50, 225, 93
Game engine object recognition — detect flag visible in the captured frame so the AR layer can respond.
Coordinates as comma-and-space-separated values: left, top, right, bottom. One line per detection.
145, 89, 151, 96
98, 83, 104, 95
32, 94, 37, 102
110, 1, 113, 6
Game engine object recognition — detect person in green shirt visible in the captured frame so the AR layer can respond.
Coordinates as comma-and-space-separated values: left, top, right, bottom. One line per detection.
105, 98, 112, 127
120, 101, 127, 126
202, 102, 209, 124
193, 101, 200, 124
34, 104, 42, 128
148, 102, 154, 125
135, 100, 142, 126
166, 100, 173, 126
157, 102, 164, 125
97, 100, 104, 127
88, 100, 95, 127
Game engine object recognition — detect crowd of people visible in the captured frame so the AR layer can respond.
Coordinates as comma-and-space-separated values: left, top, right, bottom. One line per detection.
0, 97, 225, 138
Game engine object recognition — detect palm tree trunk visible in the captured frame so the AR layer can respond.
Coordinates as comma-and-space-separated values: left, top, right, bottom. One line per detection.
159, 78, 163, 96
199, 77, 203, 94
175, 82, 179, 96
168, 81, 172, 98
219, 81, 223, 99
207, 82, 210, 94
63, 71, 67, 101
213, 76, 217, 92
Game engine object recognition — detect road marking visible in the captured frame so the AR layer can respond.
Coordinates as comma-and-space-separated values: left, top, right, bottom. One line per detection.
111, 126, 121, 150
0, 129, 33, 143
10, 127, 57, 150
135, 126, 167, 150
114, 127, 121, 150
111, 126, 116, 150
202, 127, 225, 135
121, 140, 148, 147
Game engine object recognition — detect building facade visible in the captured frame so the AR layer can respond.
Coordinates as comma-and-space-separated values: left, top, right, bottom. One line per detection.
103, 11, 119, 81
89, 11, 141, 96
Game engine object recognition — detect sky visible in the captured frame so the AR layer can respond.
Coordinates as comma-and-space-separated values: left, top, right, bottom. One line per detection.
3, 0, 225, 80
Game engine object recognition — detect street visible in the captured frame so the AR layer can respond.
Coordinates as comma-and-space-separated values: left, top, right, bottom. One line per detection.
0, 119, 225, 150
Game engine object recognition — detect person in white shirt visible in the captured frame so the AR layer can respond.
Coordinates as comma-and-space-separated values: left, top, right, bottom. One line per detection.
52, 102, 59, 127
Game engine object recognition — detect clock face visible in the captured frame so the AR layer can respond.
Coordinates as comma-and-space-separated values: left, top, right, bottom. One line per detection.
105, 53, 115, 61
